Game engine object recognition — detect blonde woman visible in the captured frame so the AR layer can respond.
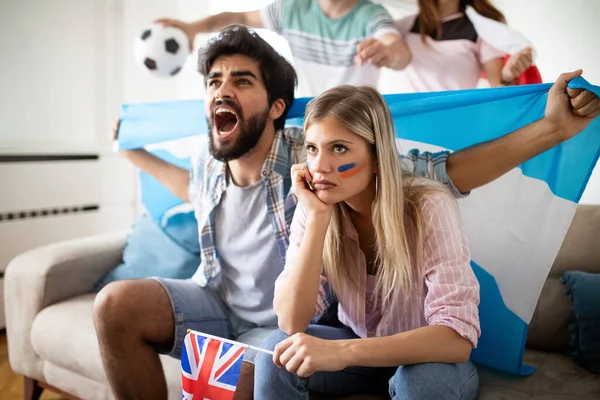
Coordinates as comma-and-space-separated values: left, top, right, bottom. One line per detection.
254, 85, 480, 399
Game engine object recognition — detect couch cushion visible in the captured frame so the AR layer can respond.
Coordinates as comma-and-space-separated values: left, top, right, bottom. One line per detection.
477, 348, 600, 400
43, 361, 113, 400
527, 205, 600, 352
561, 270, 600, 373
94, 213, 199, 291
526, 278, 573, 352
31, 293, 107, 384
30, 293, 185, 400
163, 347, 184, 399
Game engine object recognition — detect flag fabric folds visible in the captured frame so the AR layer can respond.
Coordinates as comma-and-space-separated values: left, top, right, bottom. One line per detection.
181, 331, 246, 400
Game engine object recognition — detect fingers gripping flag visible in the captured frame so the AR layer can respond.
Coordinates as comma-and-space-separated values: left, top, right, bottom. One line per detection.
181, 331, 245, 400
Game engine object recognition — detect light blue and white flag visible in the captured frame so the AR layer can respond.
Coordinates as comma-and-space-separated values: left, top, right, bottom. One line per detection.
118, 78, 600, 375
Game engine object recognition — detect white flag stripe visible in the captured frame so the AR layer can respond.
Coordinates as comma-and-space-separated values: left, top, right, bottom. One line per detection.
460, 168, 575, 322
188, 330, 274, 356
395, 138, 572, 323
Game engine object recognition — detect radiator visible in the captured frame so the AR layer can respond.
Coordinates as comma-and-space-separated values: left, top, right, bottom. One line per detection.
0, 154, 137, 328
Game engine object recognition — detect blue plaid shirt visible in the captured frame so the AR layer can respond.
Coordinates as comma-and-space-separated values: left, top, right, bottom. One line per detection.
188, 128, 460, 287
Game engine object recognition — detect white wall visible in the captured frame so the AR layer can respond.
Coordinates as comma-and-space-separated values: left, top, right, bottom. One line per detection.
121, 0, 209, 103
0, 0, 114, 154
496, 0, 600, 85
0, 1, 140, 280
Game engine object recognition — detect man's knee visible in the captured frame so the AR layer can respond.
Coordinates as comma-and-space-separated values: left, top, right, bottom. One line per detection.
93, 279, 172, 335
94, 280, 132, 330
389, 362, 478, 400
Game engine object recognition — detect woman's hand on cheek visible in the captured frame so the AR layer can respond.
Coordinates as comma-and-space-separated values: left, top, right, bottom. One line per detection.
291, 163, 332, 217
273, 333, 349, 378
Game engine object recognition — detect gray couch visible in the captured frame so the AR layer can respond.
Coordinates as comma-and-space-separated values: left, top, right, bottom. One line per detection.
5, 206, 600, 400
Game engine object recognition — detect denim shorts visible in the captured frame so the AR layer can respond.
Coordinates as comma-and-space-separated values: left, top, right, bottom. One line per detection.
152, 277, 276, 363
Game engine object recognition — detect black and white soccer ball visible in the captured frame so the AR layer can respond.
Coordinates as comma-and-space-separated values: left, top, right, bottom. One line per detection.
134, 24, 190, 78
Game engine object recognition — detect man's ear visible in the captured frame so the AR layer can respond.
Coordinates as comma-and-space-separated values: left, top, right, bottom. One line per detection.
269, 98, 286, 121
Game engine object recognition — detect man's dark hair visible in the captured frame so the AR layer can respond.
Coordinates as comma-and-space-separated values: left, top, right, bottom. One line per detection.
198, 25, 297, 131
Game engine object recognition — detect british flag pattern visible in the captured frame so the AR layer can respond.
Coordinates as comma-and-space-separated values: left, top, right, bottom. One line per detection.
181, 331, 245, 400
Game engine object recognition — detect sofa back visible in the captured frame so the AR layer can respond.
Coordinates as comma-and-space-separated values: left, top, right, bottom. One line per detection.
526, 204, 600, 351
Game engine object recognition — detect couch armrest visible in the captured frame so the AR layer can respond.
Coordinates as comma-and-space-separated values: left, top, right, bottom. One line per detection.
4, 231, 128, 377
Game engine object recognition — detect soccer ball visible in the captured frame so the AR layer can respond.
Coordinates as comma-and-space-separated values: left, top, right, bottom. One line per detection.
134, 24, 190, 78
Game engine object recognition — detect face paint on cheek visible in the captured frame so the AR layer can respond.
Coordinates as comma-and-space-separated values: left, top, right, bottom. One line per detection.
338, 162, 364, 178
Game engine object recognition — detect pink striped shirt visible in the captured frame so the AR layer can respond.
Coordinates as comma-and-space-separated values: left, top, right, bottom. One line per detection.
275, 181, 481, 347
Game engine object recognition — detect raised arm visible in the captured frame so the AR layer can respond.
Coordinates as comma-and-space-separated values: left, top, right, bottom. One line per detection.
483, 47, 534, 87
111, 119, 190, 202
356, 7, 411, 70
355, 33, 412, 70
273, 164, 332, 335
155, 11, 264, 51
482, 47, 533, 88
447, 70, 600, 193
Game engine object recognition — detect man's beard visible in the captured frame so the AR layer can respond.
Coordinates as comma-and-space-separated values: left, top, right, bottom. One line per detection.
208, 100, 269, 162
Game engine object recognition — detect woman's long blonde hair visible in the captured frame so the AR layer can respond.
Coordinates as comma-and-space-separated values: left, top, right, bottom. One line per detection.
304, 86, 445, 308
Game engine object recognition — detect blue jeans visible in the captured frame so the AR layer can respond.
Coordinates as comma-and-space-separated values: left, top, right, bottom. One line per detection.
254, 325, 479, 400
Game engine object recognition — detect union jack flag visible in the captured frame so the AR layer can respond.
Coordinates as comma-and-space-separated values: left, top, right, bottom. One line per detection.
181, 331, 245, 400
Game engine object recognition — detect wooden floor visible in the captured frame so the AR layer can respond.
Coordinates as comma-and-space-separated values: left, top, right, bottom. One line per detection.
0, 332, 66, 400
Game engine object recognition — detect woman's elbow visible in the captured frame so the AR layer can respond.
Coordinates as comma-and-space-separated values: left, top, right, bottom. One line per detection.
277, 319, 307, 336
274, 302, 307, 335
275, 307, 309, 335
455, 339, 473, 364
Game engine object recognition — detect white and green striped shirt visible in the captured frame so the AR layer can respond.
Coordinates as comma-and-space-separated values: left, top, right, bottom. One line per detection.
260, 0, 399, 97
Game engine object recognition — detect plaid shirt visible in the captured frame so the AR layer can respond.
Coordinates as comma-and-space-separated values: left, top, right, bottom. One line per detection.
189, 128, 461, 287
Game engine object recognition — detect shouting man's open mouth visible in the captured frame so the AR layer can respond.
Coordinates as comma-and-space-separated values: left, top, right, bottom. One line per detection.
213, 105, 239, 139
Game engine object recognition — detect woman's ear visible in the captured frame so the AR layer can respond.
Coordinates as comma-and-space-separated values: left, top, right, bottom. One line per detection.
269, 98, 286, 121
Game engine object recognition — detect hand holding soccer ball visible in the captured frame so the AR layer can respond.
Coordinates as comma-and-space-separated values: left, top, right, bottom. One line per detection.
134, 23, 190, 78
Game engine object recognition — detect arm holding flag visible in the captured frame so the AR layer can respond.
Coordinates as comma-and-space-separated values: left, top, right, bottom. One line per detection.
446, 70, 600, 194
113, 70, 600, 207
500, 47, 534, 85
483, 47, 534, 87
400, 70, 600, 196
154, 11, 264, 52
110, 118, 191, 203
